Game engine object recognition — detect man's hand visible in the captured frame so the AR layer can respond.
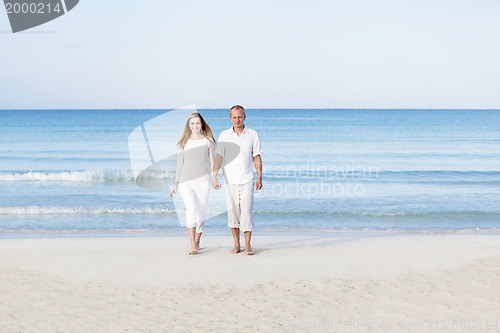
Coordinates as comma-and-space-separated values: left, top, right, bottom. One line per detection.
255, 178, 262, 190
253, 155, 263, 191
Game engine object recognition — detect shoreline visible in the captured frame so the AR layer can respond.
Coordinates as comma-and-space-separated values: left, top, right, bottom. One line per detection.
2, 227, 500, 239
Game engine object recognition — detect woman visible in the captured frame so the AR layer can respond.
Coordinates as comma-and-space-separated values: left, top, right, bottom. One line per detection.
170, 113, 215, 255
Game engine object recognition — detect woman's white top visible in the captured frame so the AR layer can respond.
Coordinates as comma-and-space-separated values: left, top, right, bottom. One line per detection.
175, 137, 214, 183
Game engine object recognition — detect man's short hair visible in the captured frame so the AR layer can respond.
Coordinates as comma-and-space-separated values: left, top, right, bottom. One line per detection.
230, 105, 245, 115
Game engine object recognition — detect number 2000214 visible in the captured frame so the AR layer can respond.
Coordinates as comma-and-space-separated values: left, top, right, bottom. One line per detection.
5, 2, 62, 14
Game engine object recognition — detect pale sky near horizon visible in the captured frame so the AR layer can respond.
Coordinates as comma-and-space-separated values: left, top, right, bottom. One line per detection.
1, 0, 500, 109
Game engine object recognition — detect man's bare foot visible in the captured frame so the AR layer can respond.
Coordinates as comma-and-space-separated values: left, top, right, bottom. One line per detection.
245, 247, 254, 255
231, 246, 241, 254
189, 249, 198, 255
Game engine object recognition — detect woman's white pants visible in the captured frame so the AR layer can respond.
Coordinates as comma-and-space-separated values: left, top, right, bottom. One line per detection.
178, 180, 209, 233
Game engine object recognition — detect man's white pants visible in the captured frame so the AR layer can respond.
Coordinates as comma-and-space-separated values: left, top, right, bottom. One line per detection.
224, 181, 254, 232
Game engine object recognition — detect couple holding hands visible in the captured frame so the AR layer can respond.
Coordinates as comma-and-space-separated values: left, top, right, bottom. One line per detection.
170, 105, 263, 255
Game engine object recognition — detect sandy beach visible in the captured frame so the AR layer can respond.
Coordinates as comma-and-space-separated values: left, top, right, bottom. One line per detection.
1, 233, 499, 332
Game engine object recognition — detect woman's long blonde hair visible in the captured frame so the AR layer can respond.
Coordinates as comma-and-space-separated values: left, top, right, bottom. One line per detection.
177, 112, 215, 149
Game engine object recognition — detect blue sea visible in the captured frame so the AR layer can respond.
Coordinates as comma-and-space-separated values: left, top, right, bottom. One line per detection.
1, 109, 500, 236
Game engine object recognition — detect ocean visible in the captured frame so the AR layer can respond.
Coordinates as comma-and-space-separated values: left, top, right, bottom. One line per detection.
1, 109, 500, 236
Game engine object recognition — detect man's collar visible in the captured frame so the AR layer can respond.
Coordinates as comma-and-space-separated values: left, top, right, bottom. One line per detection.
231, 125, 246, 134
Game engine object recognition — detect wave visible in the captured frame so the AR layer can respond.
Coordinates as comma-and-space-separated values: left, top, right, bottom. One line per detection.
2, 206, 499, 221
258, 227, 500, 234
0, 206, 177, 216
255, 210, 500, 220
2, 169, 500, 183
263, 169, 500, 181
0, 170, 174, 183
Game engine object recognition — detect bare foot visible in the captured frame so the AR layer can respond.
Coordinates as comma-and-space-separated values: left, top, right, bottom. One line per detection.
245, 247, 254, 255
231, 246, 241, 254
189, 249, 198, 255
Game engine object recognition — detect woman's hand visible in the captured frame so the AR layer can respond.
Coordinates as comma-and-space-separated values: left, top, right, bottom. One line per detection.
170, 184, 178, 197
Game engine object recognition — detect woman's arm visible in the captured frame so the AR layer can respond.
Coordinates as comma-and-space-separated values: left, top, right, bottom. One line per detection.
170, 149, 183, 197
208, 140, 215, 179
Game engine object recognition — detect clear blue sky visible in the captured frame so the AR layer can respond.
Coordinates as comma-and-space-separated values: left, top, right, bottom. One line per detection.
1, 0, 500, 109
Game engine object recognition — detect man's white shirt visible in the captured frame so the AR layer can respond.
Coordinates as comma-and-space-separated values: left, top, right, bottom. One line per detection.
215, 126, 262, 185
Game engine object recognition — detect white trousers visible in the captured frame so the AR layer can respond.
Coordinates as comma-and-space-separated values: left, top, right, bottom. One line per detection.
178, 180, 210, 233
224, 181, 254, 232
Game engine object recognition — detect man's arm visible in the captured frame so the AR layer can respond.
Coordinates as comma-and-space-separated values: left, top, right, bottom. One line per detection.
253, 154, 262, 190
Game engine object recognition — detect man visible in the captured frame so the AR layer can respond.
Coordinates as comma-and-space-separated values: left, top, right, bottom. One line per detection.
212, 105, 262, 255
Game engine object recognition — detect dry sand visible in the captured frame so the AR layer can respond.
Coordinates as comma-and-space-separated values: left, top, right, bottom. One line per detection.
1, 233, 499, 332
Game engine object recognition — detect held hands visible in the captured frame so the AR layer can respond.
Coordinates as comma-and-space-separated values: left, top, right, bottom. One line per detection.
212, 178, 222, 190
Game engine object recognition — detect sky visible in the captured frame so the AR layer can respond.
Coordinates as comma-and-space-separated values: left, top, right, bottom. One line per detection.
1, 0, 500, 109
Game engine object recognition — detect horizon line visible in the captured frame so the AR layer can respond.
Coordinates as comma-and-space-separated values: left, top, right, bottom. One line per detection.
1, 107, 500, 111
